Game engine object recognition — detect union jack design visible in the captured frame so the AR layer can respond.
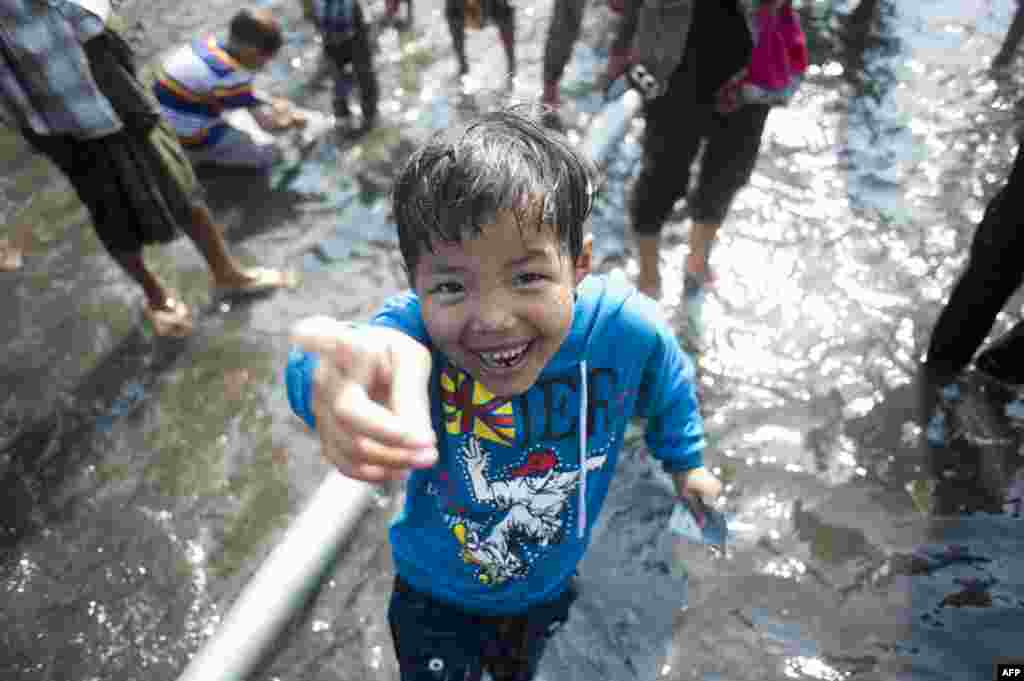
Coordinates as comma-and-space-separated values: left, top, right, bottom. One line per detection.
440, 368, 515, 446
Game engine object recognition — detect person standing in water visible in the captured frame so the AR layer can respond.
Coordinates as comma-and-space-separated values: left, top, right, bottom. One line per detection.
302, 0, 379, 135
626, 0, 806, 351
920, 134, 1024, 446
0, 0, 291, 337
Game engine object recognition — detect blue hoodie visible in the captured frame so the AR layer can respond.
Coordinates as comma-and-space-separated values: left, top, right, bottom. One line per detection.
288, 272, 705, 615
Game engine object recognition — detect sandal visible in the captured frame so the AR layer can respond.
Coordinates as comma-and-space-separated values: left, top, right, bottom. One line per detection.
143, 297, 194, 337
214, 267, 297, 298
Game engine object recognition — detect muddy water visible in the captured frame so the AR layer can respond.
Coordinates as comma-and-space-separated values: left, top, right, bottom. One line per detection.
1, 0, 1022, 679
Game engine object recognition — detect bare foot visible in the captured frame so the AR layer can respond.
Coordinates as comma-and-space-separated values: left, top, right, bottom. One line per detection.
144, 297, 194, 337
214, 266, 297, 296
0, 239, 23, 271
685, 252, 715, 286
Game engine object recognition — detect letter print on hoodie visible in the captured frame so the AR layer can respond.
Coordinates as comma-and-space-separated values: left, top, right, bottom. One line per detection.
437, 367, 609, 586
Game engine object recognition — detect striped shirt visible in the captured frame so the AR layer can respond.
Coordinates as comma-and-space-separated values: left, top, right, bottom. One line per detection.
153, 36, 260, 148
0, 0, 122, 139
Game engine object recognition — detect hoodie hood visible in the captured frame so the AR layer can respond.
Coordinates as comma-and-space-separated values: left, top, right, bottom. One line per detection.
541, 271, 636, 377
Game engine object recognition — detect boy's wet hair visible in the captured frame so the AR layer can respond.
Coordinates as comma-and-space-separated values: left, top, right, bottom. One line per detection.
392, 106, 598, 282
229, 8, 283, 55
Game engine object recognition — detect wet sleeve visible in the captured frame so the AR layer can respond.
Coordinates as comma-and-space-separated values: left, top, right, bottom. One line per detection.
628, 302, 705, 473
369, 290, 433, 348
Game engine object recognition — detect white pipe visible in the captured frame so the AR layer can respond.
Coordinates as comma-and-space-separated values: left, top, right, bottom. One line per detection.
177, 470, 375, 681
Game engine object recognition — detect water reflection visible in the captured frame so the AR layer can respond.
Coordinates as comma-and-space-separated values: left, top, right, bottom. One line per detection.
2, 0, 1024, 677
784, 655, 851, 680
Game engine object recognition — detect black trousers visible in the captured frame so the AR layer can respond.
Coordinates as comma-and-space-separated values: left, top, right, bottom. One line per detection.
323, 0, 379, 121
925, 143, 1024, 383
631, 98, 771, 233
629, 0, 756, 233
388, 576, 575, 681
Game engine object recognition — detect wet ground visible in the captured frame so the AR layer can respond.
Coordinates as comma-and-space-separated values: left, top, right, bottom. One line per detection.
2, 0, 1023, 679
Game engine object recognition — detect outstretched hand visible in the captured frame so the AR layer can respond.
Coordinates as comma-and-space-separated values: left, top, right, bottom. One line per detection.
290, 316, 437, 482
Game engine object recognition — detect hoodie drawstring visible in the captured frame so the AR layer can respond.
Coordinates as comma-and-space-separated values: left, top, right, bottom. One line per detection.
578, 360, 588, 539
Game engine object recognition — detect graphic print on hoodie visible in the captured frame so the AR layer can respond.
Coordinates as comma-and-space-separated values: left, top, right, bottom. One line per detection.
371, 272, 705, 616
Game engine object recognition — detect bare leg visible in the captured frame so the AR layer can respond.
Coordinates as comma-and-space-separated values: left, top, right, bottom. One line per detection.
179, 204, 253, 288
686, 221, 720, 279
108, 249, 172, 309
634, 232, 661, 299
109, 249, 193, 336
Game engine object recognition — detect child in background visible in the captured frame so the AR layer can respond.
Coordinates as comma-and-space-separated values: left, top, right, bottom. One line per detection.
302, 0, 379, 134
445, 0, 516, 83
285, 108, 722, 680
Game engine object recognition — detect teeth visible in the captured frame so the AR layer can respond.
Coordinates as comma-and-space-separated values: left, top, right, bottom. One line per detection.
486, 345, 526, 360
479, 343, 529, 367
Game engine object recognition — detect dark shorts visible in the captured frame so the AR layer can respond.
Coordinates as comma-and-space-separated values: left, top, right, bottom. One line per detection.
387, 576, 576, 681
631, 98, 771, 232
23, 120, 201, 256
21, 27, 203, 256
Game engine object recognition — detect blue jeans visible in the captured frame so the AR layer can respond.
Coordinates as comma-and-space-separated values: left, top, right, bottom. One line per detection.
387, 577, 576, 681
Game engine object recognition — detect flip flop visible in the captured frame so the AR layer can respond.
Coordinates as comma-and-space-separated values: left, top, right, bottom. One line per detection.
215, 267, 297, 298
143, 297, 194, 337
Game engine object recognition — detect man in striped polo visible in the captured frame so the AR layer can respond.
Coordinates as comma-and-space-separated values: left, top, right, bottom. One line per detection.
153, 8, 305, 170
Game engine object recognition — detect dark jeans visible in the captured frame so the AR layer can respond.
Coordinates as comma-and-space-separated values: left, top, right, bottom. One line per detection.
387, 576, 576, 681
324, 0, 378, 121
925, 143, 1024, 383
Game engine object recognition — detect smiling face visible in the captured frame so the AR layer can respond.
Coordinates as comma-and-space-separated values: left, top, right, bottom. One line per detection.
413, 209, 593, 398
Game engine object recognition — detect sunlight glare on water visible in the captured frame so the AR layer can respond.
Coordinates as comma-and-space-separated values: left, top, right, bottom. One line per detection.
743, 425, 803, 447
760, 556, 808, 581
784, 656, 851, 680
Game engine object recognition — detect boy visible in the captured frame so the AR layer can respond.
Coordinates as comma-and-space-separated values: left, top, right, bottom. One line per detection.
286, 109, 721, 679
302, 0, 379, 134
152, 8, 305, 169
